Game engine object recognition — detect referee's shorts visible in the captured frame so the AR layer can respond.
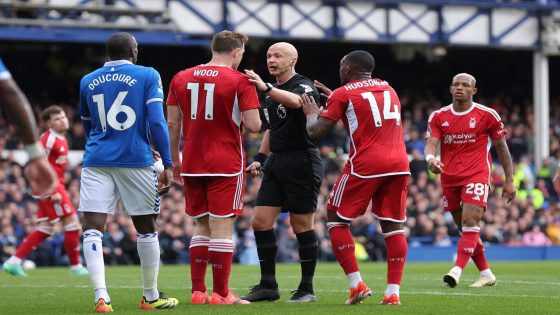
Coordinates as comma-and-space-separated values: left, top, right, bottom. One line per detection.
256, 148, 324, 214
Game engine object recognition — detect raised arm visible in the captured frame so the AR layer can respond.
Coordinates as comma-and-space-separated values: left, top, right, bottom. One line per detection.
492, 136, 516, 202
244, 69, 302, 109
300, 93, 335, 140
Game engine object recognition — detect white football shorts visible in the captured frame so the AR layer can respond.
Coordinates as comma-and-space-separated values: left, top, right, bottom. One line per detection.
79, 166, 160, 216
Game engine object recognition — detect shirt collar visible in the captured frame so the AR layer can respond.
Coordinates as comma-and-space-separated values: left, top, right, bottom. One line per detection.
49, 129, 65, 139
103, 60, 133, 67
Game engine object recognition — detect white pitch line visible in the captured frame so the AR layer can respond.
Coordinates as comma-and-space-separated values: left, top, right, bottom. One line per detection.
0, 284, 558, 299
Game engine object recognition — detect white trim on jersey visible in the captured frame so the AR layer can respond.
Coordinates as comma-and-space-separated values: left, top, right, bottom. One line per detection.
232, 93, 242, 127
81, 116, 91, 120
428, 105, 451, 122
346, 101, 359, 176
45, 132, 57, 156
450, 103, 475, 116
54, 203, 64, 217
486, 135, 492, 184
146, 98, 163, 105
474, 103, 502, 122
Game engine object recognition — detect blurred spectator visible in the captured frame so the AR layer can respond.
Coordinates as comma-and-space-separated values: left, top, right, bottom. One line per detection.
521, 225, 552, 246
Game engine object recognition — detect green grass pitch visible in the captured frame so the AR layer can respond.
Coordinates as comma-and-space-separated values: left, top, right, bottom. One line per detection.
1, 261, 559, 314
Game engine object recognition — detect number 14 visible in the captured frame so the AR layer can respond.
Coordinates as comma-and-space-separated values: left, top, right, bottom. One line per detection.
361, 90, 401, 127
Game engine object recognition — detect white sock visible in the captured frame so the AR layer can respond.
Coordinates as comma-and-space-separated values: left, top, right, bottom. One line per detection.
70, 264, 83, 270
83, 229, 110, 303
451, 266, 463, 277
385, 284, 400, 297
137, 232, 160, 302
480, 268, 493, 277
346, 271, 362, 289
7, 256, 22, 266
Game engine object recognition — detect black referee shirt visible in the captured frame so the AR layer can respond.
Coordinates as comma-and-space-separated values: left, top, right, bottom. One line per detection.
261, 73, 320, 153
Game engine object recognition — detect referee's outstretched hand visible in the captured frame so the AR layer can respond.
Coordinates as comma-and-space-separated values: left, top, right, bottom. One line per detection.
246, 161, 262, 177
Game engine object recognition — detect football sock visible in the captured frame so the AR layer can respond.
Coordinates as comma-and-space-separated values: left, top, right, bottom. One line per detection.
6, 256, 22, 266
83, 229, 110, 303
328, 222, 360, 287
209, 239, 234, 297
384, 230, 407, 287
14, 230, 51, 261
254, 229, 278, 289
346, 271, 363, 289
385, 284, 400, 297
296, 230, 318, 293
189, 235, 210, 293
137, 232, 160, 302
455, 227, 480, 269
472, 240, 490, 272
63, 227, 82, 266
480, 269, 494, 277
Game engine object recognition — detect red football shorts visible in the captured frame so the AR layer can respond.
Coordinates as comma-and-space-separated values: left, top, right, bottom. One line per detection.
182, 174, 245, 218
37, 185, 76, 223
327, 170, 408, 222
442, 183, 489, 212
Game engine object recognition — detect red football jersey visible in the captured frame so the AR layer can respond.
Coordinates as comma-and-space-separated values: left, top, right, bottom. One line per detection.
166, 65, 260, 176
427, 103, 507, 187
40, 129, 68, 184
320, 78, 410, 178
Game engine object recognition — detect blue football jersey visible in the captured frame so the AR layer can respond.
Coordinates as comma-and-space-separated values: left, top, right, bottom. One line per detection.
80, 60, 164, 167
0, 58, 12, 81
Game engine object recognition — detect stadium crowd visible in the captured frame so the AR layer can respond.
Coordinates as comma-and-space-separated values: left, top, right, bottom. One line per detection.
1, 90, 559, 267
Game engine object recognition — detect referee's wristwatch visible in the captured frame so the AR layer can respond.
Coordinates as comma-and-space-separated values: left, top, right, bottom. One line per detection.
264, 82, 273, 93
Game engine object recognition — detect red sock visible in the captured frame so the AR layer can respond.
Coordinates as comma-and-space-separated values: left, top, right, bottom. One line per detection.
471, 240, 489, 271
328, 223, 359, 274
15, 230, 50, 259
209, 239, 234, 297
384, 231, 407, 285
64, 229, 81, 266
189, 235, 210, 293
455, 229, 480, 269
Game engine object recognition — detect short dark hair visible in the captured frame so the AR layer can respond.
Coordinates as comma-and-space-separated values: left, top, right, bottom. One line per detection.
41, 105, 65, 122
344, 50, 375, 73
211, 30, 248, 53
106, 32, 136, 60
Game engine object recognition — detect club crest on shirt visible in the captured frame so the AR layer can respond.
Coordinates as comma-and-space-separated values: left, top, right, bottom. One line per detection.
443, 134, 453, 144
277, 104, 287, 119
469, 117, 476, 128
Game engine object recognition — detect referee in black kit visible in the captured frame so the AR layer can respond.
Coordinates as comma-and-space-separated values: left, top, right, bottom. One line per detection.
243, 42, 323, 303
